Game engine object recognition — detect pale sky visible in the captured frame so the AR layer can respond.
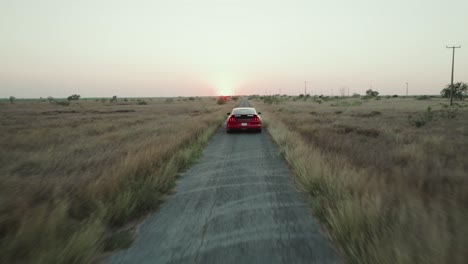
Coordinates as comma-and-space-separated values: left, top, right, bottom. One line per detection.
1, 0, 467, 98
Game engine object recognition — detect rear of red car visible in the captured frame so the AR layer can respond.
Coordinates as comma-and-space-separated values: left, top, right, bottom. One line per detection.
226, 108, 262, 133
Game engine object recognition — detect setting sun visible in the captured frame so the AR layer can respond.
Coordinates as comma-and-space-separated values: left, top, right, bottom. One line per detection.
217, 86, 234, 96
210, 73, 241, 96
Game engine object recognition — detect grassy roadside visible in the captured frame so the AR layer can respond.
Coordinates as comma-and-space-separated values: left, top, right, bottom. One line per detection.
254, 97, 468, 264
0, 98, 235, 263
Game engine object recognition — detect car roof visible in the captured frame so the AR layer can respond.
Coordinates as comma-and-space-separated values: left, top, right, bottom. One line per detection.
232, 107, 256, 110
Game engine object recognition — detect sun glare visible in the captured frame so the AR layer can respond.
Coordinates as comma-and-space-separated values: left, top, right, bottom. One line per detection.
210, 74, 240, 96
218, 86, 234, 96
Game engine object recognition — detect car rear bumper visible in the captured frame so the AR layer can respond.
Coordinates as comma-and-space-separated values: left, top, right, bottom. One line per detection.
226, 123, 262, 131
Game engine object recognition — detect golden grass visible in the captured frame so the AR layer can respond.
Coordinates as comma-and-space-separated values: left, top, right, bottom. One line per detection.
0, 97, 234, 263
255, 96, 468, 264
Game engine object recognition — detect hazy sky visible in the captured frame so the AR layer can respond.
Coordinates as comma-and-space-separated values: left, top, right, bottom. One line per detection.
1, 0, 467, 97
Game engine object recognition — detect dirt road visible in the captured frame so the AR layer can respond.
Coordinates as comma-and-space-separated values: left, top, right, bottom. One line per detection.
109, 100, 338, 264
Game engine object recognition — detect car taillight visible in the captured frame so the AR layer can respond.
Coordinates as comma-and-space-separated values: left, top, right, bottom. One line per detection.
228, 116, 236, 123
252, 116, 260, 122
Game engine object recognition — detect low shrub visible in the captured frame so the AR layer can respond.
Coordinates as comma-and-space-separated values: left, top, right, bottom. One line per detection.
217, 96, 228, 105
439, 104, 460, 119
408, 107, 433, 127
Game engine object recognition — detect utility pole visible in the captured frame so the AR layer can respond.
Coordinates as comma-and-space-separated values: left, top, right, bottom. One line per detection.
446, 45, 461, 106
405, 82, 408, 97
304, 81, 307, 95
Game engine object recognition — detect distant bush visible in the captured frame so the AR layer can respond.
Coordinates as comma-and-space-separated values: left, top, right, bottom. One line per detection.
47, 97, 57, 104
313, 98, 323, 104
318, 95, 333, 102
110, 96, 118, 103
123, 98, 128, 102
137, 101, 148, 105
231, 96, 239, 101
165, 98, 174, 103
365, 89, 379, 97
67, 94, 80, 101
188, 97, 195, 101
392, 95, 399, 98
9, 96, 15, 104
217, 96, 228, 105
408, 107, 433, 127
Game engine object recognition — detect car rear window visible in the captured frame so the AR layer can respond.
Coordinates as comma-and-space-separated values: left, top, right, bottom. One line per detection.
232, 108, 256, 115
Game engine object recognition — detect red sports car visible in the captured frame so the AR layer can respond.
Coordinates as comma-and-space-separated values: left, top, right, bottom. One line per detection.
226, 107, 262, 133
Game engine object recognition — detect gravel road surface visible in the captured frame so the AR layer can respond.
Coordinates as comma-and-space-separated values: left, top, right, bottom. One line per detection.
109, 100, 338, 264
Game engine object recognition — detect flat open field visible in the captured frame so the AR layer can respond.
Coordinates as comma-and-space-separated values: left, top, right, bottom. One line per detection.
0, 97, 235, 263
254, 96, 468, 263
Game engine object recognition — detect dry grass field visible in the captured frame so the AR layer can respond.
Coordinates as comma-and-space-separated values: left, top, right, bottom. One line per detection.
254, 96, 468, 264
0, 97, 235, 263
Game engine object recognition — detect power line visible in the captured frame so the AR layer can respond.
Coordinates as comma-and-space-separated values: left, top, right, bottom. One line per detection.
446, 45, 461, 106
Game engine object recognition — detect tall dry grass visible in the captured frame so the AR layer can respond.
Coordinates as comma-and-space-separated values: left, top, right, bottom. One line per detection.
255, 97, 468, 263
0, 97, 234, 263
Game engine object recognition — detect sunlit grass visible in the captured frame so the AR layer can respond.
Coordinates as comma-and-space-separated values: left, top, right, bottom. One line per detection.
255, 96, 468, 264
0, 97, 234, 263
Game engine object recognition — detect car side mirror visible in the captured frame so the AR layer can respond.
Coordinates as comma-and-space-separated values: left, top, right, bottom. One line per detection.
258, 112, 261, 115
227, 112, 230, 115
